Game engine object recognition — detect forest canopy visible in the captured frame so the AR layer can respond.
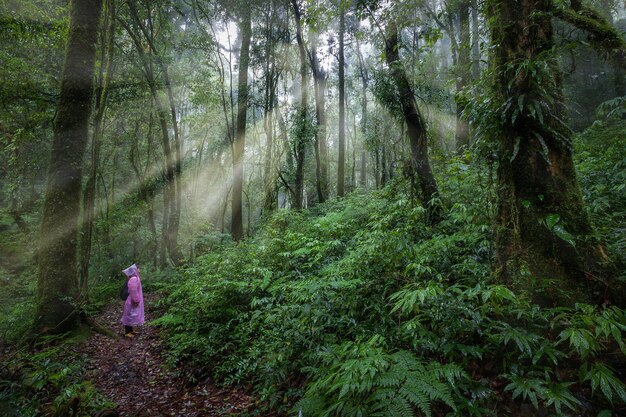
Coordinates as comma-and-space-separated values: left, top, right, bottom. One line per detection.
1, 0, 625, 415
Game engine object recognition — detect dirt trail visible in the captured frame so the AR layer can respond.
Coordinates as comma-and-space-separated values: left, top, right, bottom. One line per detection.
81, 293, 251, 416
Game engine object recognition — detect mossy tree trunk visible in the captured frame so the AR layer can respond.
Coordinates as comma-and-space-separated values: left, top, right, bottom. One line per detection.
35, 0, 102, 334
385, 21, 443, 224
487, 0, 623, 305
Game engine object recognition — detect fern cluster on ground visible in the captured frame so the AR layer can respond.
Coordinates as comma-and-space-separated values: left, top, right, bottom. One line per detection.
155, 117, 626, 417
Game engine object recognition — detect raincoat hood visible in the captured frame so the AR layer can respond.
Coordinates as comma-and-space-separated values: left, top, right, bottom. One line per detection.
122, 263, 139, 278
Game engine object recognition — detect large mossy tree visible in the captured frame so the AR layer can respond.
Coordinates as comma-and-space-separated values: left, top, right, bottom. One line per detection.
34, 0, 102, 334
487, 0, 625, 305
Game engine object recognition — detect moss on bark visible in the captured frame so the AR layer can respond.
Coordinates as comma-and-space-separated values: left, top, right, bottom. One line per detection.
487, 0, 624, 306
34, 0, 102, 334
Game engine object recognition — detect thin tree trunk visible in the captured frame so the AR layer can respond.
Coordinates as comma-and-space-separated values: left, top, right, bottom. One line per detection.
351, 112, 357, 189
80, 0, 115, 299
357, 41, 368, 188
162, 63, 182, 262
310, 32, 328, 203
263, 5, 278, 211
385, 20, 442, 223
35, 0, 102, 334
337, 7, 346, 197
381, 145, 387, 186
291, 0, 308, 210
232, 8, 251, 241
455, 1, 471, 153
127, 2, 182, 262
118, 15, 176, 267
471, 0, 480, 79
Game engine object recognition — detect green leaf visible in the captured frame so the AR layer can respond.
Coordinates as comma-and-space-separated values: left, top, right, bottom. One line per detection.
545, 214, 560, 230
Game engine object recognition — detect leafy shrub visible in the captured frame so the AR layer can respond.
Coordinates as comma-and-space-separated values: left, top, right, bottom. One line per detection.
0, 339, 113, 417
155, 144, 626, 415
298, 335, 463, 417
575, 115, 626, 263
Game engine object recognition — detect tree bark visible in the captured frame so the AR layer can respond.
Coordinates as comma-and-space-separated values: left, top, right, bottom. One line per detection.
80, 0, 115, 300
291, 0, 308, 210
471, 0, 481, 79
455, 1, 471, 153
337, 6, 346, 197
35, 0, 102, 334
357, 41, 368, 188
232, 8, 251, 241
385, 21, 443, 224
263, 4, 279, 211
310, 32, 329, 203
381, 144, 387, 186
487, 0, 624, 305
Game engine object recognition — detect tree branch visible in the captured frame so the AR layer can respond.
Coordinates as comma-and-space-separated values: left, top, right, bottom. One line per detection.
554, 4, 626, 69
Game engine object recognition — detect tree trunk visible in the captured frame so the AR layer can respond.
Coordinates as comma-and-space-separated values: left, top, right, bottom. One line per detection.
455, 1, 471, 153
232, 8, 251, 241
118, 14, 176, 267
337, 7, 346, 197
80, 0, 114, 299
351, 112, 357, 189
385, 21, 442, 224
126, 1, 182, 263
310, 32, 329, 203
263, 78, 277, 211
381, 145, 387, 186
488, 0, 623, 305
291, 0, 308, 210
471, 0, 480, 79
149, 80, 175, 268
358, 43, 368, 188
162, 63, 182, 262
263, 5, 278, 212
35, 0, 102, 334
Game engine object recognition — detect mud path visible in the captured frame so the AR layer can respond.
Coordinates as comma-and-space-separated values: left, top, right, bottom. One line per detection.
81, 293, 251, 416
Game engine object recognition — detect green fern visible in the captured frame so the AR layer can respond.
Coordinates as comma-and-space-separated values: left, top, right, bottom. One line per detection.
298, 337, 463, 417
504, 374, 546, 409
558, 327, 599, 358
594, 307, 626, 355
543, 382, 580, 414
581, 362, 626, 404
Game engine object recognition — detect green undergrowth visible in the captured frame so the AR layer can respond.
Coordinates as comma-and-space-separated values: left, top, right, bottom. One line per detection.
155, 126, 626, 417
0, 334, 114, 417
575, 102, 626, 273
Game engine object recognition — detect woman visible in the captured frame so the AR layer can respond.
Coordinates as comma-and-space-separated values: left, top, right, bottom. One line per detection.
120, 263, 144, 338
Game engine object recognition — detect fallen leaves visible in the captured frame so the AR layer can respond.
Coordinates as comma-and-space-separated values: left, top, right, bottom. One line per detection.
79, 293, 251, 416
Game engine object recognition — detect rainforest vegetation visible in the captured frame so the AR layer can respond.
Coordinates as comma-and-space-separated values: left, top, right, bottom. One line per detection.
1, 0, 625, 415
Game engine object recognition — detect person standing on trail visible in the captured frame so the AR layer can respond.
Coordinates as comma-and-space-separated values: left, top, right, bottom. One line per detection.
120, 263, 144, 338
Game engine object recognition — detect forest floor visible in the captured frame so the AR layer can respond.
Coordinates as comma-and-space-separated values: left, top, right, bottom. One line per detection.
80, 293, 251, 416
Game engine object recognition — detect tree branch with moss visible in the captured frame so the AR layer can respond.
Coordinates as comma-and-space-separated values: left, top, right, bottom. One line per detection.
553, 1, 626, 71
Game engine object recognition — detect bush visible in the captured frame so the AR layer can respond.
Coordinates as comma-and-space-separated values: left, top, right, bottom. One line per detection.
155, 143, 626, 415
0, 338, 114, 417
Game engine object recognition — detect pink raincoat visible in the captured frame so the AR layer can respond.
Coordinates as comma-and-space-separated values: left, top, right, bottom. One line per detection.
120, 264, 145, 327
